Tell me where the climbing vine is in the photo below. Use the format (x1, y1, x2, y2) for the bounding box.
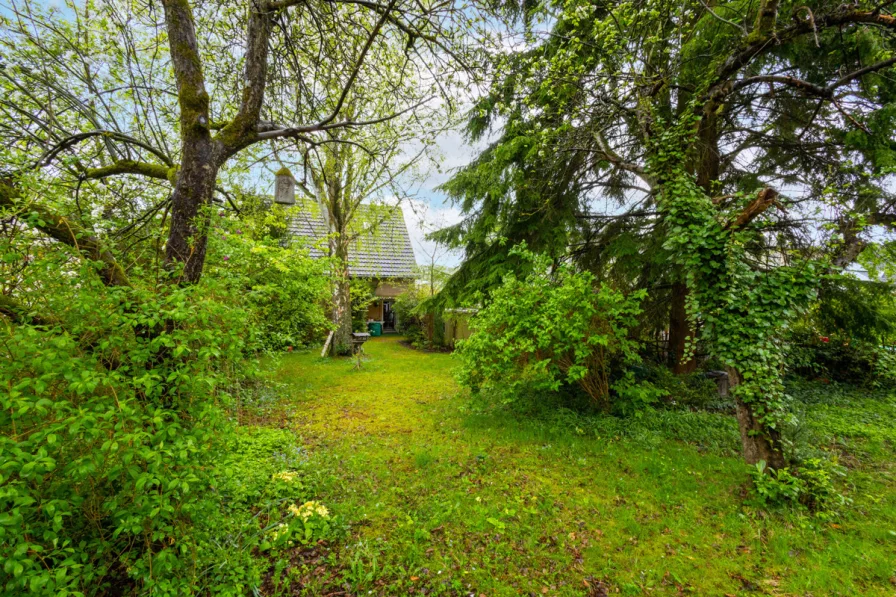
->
(650, 122, 819, 466)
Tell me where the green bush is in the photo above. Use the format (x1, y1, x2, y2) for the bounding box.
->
(456, 247, 650, 410)
(787, 331, 896, 387)
(786, 276, 896, 386)
(0, 273, 257, 595)
(748, 458, 849, 515)
(210, 208, 332, 350)
(351, 279, 377, 334)
(0, 203, 333, 595)
(393, 287, 427, 346)
(393, 286, 448, 349)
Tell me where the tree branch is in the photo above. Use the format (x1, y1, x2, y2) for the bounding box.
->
(0, 179, 130, 287)
(725, 187, 781, 231)
(161, 0, 211, 134)
(255, 96, 431, 140)
(37, 130, 174, 169)
(708, 9, 896, 101)
(215, 0, 274, 153)
(0, 294, 59, 327)
(729, 56, 896, 97)
(592, 130, 655, 189)
(83, 160, 171, 181)
(698, 0, 746, 33)
(315, 0, 398, 129)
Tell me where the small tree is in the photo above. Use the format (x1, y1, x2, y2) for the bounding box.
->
(457, 249, 646, 409)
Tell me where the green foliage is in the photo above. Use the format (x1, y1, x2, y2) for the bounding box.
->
(787, 331, 896, 387)
(0, 198, 338, 595)
(748, 458, 849, 515)
(393, 285, 447, 349)
(393, 286, 428, 346)
(0, 267, 257, 595)
(813, 277, 896, 344)
(350, 279, 376, 333)
(207, 207, 332, 350)
(786, 275, 896, 386)
(643, 364, 724, 411)
(457, 246, 649, 410)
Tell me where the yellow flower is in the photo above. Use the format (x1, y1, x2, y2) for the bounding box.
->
(272, 471, 299, 483)
(288, 500, 330, 520)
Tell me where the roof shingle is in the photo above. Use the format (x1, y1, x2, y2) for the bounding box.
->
(286, 200, 417, 279)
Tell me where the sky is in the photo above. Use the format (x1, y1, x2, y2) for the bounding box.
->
(396, 128, 481, 270)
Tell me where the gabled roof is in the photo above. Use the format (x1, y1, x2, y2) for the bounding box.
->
(286, 199, 417, 279)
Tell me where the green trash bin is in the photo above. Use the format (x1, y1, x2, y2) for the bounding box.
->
(367, 321, 382, 337)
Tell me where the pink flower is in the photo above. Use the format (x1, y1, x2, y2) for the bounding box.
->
(235, 229, 242, 235)
(218, 210, 225, 217)
(820, 336, 829, 343)
(223, 255, 230, 262)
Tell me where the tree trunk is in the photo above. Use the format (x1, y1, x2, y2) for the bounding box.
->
(331, 240, 353, 356)
(727, 366, 787, 469)
(161, 0, 217, 284)
(668, 281, 697, 374)
(165, 147, 218, 283)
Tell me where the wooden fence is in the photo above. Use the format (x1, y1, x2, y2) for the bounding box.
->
(443, 309, 476, 347)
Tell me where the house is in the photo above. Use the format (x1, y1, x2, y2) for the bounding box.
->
(272, 168, 416, 332)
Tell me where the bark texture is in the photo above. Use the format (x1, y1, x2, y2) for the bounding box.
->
(162, 0, 217, 283)
(727, 366, 787, 469)
(331, 244, 354, 356)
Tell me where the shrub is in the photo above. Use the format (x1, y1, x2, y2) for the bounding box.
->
(0, 273, 259, 595)
(456, 248, 649, 410)
(393, 286, 448, 349)
(209, 208, 332, 350)
(0, 203, 327, 595)
(393, 288, 426, 345)
(786, 276, 896, 386)
(787, 331, 896, 387)
(350, 279, 376, 333)
(748, 458, 849, 515)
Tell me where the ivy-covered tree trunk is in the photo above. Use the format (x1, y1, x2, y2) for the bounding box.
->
(727, 367, 787, 469)
(668, 282, 696, 374)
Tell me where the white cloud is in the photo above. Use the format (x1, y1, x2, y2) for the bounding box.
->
(399, 199, 464, 268)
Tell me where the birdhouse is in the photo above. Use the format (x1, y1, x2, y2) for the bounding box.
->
(274, 167, 295, 205)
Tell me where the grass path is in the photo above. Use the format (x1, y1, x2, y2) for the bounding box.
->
(270, 336, 895, 596)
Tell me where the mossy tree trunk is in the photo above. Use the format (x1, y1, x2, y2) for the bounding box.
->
(332, 240, 354, 356)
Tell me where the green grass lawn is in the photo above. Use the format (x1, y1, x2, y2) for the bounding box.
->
(248, 336, 896, 596)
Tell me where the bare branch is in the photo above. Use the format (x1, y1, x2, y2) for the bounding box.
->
(698, 0, 746, 33)
(37, 130, 174, 169)
(255, 96, 432, 140)
(725, 187, 782, 231)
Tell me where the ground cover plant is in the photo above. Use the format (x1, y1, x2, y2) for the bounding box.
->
(257, 337, 896, 596)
